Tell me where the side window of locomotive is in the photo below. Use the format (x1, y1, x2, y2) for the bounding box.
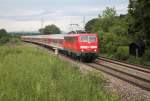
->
(89, 36, 96, 42)
(71, 37, 76, 42)
(64, 37, 69, 41)
(65, 37, 76, 43)
(80, 36, 88, 42)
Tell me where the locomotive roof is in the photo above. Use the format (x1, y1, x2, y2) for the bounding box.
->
(65, 33, 97, 37)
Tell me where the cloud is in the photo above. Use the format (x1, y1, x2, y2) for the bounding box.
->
(0, 4, 127, 21)
(0, 0, 128, 31)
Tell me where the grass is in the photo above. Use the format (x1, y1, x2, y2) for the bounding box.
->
(0, 44, 119, 101)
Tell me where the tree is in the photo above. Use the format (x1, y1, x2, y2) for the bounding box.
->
(96, 7, 117, 32)
(40, 24, 61, 34)
(109, 15, 128, 35)
(0, 29, 7, 34)
(0, 29, 10, 44)
(38, 28, 44, 34)
(102, 7, 117, 18)
(0, 29, 9, 38)
(85, 18, 99, 32)
(128, 0, 150, 49)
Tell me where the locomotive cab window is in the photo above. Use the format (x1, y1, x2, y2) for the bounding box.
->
(80, 36, 88, 42)
(89, 36, 96, 42)
(80, 36, 96, 42)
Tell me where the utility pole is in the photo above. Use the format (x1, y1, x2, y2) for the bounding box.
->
(41, 18, 44, 29)
(83, 16, 85, 30)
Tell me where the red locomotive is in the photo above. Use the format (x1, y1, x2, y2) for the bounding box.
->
(21, 31, 99, 62)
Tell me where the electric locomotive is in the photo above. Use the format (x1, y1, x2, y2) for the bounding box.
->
(64, 31, 98, 61)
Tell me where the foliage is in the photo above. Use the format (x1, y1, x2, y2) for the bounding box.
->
(85, 7, 132, 60)
(99, 17, 114, 32)
(0, 36, 10, 44)
(39, 24, 61, 34)
(127, 56, 143, 65)
(0, 29, 21, 45)
(115, 46, 129, 60)
(0, 45, 119, 101)
(102, 7, 117, 18)
(0, 29, 7, 34)
(85, 18, 99, 32)
(99, 7, 117, 32)
(109, 15, 128, 35)
(84, 4, 150, 67)
(86, 7, 128, 35)
(104, 33, 118, 53)
(142, 50, 150, 61)
(98, 32, 131, 54)
(128, 0, 150, 49)
(0, 29, 10, 45)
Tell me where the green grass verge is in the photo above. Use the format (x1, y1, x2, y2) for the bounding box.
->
(0, 44, 119, 101)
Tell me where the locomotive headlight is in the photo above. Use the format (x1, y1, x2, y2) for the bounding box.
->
(80, 46, 88, 49)
(94, 49, 96, 52)
(91, 46, 97, 48)
(81, 49, 84, 52)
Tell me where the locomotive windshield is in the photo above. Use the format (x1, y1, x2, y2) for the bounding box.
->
(80, 36, 96, 42)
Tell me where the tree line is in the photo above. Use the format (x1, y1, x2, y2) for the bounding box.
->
(39, 24, 61, 34)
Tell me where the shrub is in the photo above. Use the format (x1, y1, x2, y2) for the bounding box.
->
(0, 36, 10, 44)
(9, 37, 21, 44)
(115, 46, 129, 60)
(142, 50, 150, 61)
(103, 33, 118, 53)
(128, 56, 143, 64)
(105, 42, 117, 53)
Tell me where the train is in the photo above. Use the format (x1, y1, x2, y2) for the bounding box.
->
(21, 31, 99, 62)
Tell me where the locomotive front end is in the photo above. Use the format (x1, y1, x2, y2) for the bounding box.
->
(79, 34, 98, 53)
(78, 34, 99, 61)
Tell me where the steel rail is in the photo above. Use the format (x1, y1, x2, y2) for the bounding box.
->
(87, 63, 150, 91)
(98, 57, 150, 74)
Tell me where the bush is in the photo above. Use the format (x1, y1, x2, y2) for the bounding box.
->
(0, 29, 11, 45)
(142, 50, 150, 61)
(103, 33, 118, 53)
(105, 42, 117, 53)
(128, 56, 143, 64)
(115, 46, 129, 60)
(9, 37, 21, 44)
(0, 36, 10, 44)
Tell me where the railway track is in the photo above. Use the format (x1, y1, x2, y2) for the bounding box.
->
(86, 57, 150, 91)
(25, 42, 150, 91)
(98, 56, 150, 73)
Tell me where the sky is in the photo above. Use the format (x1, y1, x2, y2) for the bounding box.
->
(0, 0, 129, 32)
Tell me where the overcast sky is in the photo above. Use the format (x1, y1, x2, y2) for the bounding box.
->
(0, 0, 129, 32)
